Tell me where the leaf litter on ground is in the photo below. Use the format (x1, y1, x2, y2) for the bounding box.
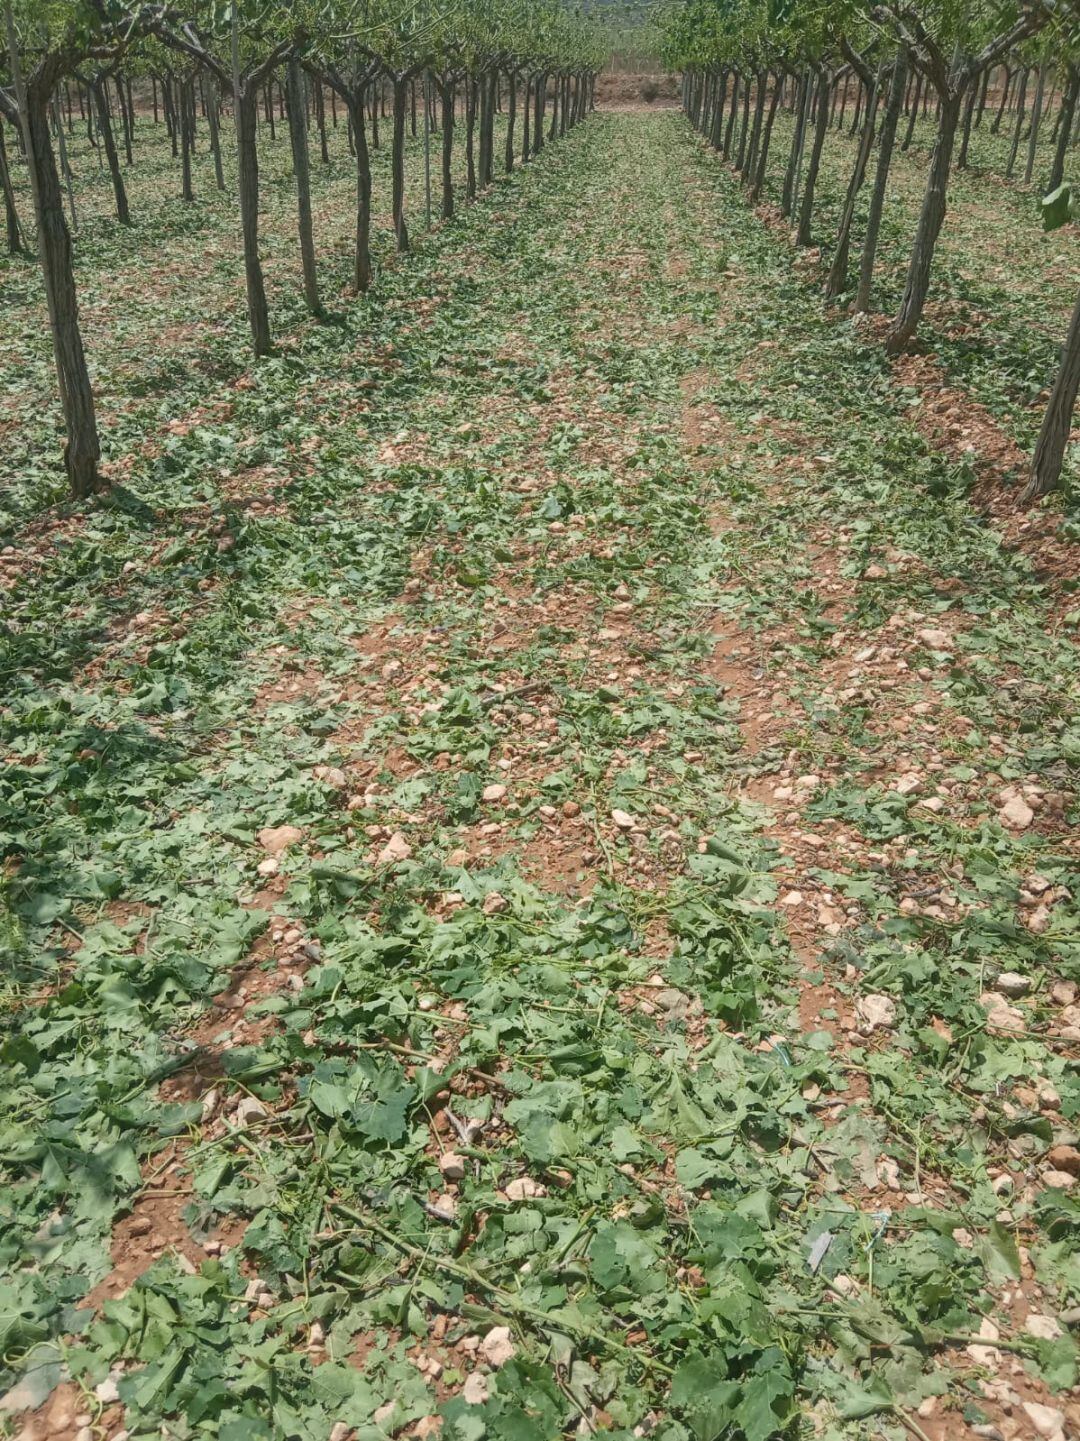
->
(0, 109, 1079, 1441)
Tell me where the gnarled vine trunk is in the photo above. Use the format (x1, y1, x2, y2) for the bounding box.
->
(1023, 62, 1046, 185)
(825, 68, 880, 299)
(1025, 287, 1080, 502)
(93, 77, 129, 222)
(392, 75, 409, 250)
(742, 70, 767, 180)
(234, 88, 272, 355)
(178, 77, 194, 203)
(24, 86, 102, 496)
(1048, 63, 1079, 193)
(206, 79, 225, 190)
(856, 53, 906, 314)
(439, 79, 454, 219)
(1006, 68, 1028, 178)
(723, 71, 740, 159)
(466, 73, 477, 195)
(749, 73, 782, 201)
(286, 57, 320, 315)
(505, 71, 516, 173)
(795, 68, 830, 246)
(348, 90, 372, 291)
(886, 89, 962, 354)
(0, 117, 24, 253)
(477, 68, 491, 187)
(781, 72, 808, 216)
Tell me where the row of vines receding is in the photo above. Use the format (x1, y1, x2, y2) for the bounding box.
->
(661, 0, 1080, 503)
(0, 0, 606, 501)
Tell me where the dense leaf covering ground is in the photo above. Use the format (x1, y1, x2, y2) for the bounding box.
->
(2, 108, 1080, 1441)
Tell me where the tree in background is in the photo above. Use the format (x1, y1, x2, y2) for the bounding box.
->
(1026, 180, 1080, 500)
(145, 0, 300, 356)
(0, 0, 131, 498)
(873, 0, 1044, 353)
(1, 0, 602, 498)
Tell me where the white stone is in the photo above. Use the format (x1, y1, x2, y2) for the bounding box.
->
(979, 993, 1026, 1034)
(1000, 796, 1034, 830)
(1023, 1313, 1063, 1340)
(856, 994, 897, 1032)
(611, 808, 635, 830)
(479, 1326, 516, 1368)
(877, 1157, 902, 1191)
(482, 784, 507, 802)
(378, 833, 412, 864)
(505, 1176, 547, 1201)
(235, 1096, 267, 1127)
(439, 1152, 466, 1181)
(1021, 1402, 1066, 1439)
(257, 825, 303, 855)
(966, 1316, 1000, 1367)
(1042, 1169, 1077, 1190)
(995, 972, 1031, 998)
(462, 1372, 489, 1405)
(1027, 904, 1051, 934)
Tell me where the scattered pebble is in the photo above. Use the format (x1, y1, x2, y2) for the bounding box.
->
(1021, 1401, 1066, 1439)
(856, 994, 896, 1033)
(1000, 795, 1034, 830)
(378, 832, 412, 864)
(257, 825, 303, 856)
(235, 1096, 267, 1127)
(462, 1371, 489, 1404)
(505, 1176, 547, 1201)
(479, 1325, 516, 1368)
(995, 971, 1031, 998)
